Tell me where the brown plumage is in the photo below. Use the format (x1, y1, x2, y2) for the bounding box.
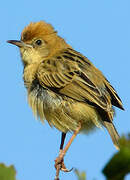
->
(7, 21, 124, 179)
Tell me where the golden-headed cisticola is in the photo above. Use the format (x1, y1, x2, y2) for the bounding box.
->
(7, 21, 124, 179)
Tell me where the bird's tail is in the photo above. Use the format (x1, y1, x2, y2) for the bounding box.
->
(103, 121, 120, 150)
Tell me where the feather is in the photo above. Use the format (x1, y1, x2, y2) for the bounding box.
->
(37, 48, 116, 112)
(103, 121, 120, 150)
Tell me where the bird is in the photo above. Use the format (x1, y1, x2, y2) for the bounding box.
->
(7, 21, 124, 180)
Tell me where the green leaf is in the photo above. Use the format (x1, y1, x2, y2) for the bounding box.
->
(75, 169, 86, 180)
(102, 134, 130, 180)
(0, 163, 16, 180)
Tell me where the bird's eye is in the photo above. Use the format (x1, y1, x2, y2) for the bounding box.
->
(35, 39, 42, 46)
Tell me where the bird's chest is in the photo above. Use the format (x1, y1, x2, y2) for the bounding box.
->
(23, 63, 39, 89)
(27, 79, 98, 133)
(27, 80, 82, 132)
(27, 80, 64, 123)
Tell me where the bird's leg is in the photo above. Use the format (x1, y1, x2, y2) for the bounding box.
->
(54, 124, 81, 180)
(60, 132, 66, 153)
(54, 132, 66, 180)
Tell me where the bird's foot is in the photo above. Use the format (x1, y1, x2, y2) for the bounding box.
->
(54, 154, 73, 180)
(55, 156, 73, 172)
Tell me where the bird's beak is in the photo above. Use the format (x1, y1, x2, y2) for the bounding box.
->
(7, 40, 32, 48)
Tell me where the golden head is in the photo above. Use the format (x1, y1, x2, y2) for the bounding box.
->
(7, 21, 68, 65)
(21, 21, 55, 42)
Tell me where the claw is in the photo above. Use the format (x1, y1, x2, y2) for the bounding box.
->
(54, 156, 73, 173)
(60, 161, 73, 172)
(54, 156, 63, 169)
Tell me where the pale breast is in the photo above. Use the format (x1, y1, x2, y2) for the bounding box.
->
(23, 63, 39, 88)
(27, 78, 101, 133)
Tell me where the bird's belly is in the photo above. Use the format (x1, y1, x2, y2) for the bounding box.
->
(28, 86, 102, 133)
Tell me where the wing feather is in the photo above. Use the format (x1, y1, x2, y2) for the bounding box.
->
(37, 48, 123, 111)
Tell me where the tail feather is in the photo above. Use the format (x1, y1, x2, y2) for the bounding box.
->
(104, 121, 120, 150)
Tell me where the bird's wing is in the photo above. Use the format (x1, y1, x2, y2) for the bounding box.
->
(103, 78, 124, 110)
(37, 48, 123, 111)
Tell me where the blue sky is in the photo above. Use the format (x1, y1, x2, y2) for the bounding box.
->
(1, 0, 130, 180)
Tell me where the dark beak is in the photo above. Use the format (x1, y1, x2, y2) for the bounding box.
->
(7, 40, 25, 47)
(7, 40, 32, 48)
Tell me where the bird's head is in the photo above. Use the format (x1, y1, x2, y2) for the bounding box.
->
(7, 21, 68, 65)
